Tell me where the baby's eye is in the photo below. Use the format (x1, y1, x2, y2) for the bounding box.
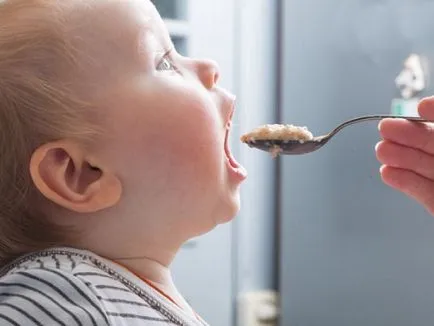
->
(157, 57, 177, 72)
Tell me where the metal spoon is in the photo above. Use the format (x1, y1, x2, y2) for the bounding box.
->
(242, 115, 431, 155)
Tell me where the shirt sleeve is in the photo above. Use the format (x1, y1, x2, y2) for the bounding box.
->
(0, 267, 111, 326)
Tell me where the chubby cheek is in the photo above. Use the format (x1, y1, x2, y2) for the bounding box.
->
(123, 103, 223, 200)
(157, 93, 223, 176)
(101, 81, 228, 222)
(154, 113, 223, 186)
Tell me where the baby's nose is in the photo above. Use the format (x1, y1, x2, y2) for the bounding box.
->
(196, 59, 220, 89)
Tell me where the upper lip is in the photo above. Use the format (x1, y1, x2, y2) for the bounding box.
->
(224, 97, 236, 129)
(223, 99, 235, 160)
(219, 90, 236, 153)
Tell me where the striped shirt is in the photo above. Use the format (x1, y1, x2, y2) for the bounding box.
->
(0, 247, 209, 326)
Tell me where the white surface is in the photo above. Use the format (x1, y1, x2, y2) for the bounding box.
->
(237, 290, 279, 326)
(391, 98, 420, 116)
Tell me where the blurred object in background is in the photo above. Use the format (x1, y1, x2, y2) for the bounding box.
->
(151, 0, 187, 20)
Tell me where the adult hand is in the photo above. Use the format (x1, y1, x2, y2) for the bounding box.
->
(376, 96, 434, 214)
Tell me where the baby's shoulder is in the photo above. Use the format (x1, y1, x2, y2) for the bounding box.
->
(0, 249, 112, 326)
(2, 247, 135, 300)
(0, 248, 178, 326)
(6, 248, 92, 273)
(5, 248, 113, 280)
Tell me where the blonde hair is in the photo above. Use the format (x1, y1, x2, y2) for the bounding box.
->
(0, 0, 100, 265)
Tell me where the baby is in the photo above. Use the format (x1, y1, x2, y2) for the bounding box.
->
(0, 0, 247, 325)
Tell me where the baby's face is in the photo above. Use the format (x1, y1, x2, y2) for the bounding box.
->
(81, 0, 247, 239)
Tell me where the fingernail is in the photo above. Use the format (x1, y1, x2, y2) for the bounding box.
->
(375, 142, 381, 151)
(421, 95, 434, 102)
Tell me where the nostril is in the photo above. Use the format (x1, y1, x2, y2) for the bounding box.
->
(214, 70, 220, 84)
(195, 59, 221, 89)
(206, 66, 219, 89)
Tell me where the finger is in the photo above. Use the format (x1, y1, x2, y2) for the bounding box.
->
(376, 141, 434, 180)
(378, 118, 434, 155)
(419, 96, 434, 120)
(380, 165, 434, 215)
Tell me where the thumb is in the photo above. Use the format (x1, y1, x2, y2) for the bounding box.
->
(418, 96, 434, 120)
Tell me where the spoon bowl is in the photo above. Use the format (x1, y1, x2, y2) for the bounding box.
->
(242, 115, 431, 156)
(245, 137, 327, 155)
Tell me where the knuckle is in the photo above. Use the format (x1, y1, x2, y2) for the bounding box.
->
(420, 123, 434, 154)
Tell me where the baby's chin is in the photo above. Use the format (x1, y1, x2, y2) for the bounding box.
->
(188, 191, 241, 238)
(215, 191, 241, 225)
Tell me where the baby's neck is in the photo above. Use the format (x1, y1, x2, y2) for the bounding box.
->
(115, 256, 195, 316)
(116, 255, 170, 279)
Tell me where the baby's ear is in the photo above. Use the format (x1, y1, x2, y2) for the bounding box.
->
(29, 140, 122, 213)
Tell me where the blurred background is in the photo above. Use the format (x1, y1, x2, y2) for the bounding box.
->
(152, 1, 434, 326)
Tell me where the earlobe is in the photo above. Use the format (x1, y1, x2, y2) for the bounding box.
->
(29, 140, 122, 213)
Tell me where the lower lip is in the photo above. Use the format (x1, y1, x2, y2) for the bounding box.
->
(225, 154, 247, 180)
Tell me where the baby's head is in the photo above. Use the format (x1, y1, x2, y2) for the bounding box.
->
(0, 0, 247, 264)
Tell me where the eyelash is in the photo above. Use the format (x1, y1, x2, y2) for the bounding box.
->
(157, 56, 177, 72)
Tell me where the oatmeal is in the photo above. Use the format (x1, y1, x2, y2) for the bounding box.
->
(240, 124, 314, 143)
(269, 145, 283, 158)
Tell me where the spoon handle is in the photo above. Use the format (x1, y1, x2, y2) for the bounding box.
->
(329, 115, 432, 138)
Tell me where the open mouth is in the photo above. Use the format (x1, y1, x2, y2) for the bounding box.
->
(224, 124, 240, 169)
(223, 114, 247, 179)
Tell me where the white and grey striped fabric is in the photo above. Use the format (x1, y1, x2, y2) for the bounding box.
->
(0, 247, 209, 326)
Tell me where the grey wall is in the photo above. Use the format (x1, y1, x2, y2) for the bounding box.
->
(279, 1, 434, 326)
